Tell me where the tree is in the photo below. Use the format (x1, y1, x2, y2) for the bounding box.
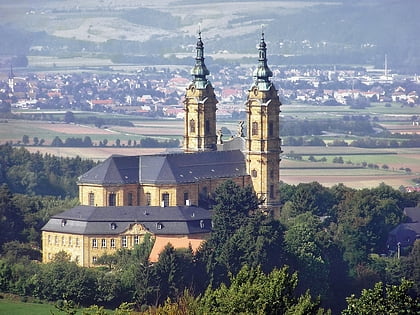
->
(83, 136, 93, 147)
(210, 180, 261, 243)
(0, 185, 23, 246)
(51, 136, 63, 147)
(342, 279, 419, 315)
(284, 212, 330, 298)
(22, 135, 29, 145)
(199, 265, 329, 315)
(64, 111, 75, 124)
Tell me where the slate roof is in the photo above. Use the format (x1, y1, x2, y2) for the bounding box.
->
(78, 150, 246, 185)
(388, 207, 420, 249)
(42, 205, 212, 236)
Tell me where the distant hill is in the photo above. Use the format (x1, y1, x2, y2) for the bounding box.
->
(1, 0, 419, 71)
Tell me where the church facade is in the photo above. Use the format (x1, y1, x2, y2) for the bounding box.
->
(41, 32, 282, 267)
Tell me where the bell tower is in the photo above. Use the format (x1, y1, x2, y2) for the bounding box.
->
(183, 31, 218, 152)
(245, 31, 282, 211)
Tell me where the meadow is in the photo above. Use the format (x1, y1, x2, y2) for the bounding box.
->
(0, 298, 59, 315)
(3, 101, 420, 189)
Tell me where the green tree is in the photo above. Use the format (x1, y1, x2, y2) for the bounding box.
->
(51, 136, 63, 147)
(22, 135, 29, 145)
(211, 180, 261, 243)
(0, 185, 23, 246)
(199, 265, 329, 315)
(342, 279, 419, 315)
(64, 111, 75, 124)
(284, 212, 330, 297)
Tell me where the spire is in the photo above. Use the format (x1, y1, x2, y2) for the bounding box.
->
(252, 30, 273, 86)
(190, 29, 210, 88)
(9, 64, 14, 79)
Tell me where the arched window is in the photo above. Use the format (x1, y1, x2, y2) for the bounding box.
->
(252, 122, 258, 136)
(190, 119, 195, 133)
(251, 169, 257, 178)
(269, 121, 274, 136)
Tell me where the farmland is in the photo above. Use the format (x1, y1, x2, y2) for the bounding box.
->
(2, 111, 420, 189)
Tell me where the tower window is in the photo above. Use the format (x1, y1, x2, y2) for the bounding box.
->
(162, 193, 170, 207)
(190, 119, 196, 133)
(88, 192, 94, 206)
(127, 192, 133, 206)
(270, 170, 274, 179)
(108, 193, 116, 206)
(269, 122, 274, 136)
(205, 120, 210, 133)
(270, 185, 275, 199)
(252, 169, 257, 177)
(146, 192, 151, 206)
(252, 122, 258, 136)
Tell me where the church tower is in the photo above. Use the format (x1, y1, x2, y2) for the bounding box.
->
(183, 31, 218, 152)
(245, 32, 282, 211)
(8, 65, 14, 93)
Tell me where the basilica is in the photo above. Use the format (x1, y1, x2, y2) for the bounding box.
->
(42, 32, 282, 267)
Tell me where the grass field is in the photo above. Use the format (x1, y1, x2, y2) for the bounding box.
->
(2, 114, 420, 189)
(0, 299, 57, 315)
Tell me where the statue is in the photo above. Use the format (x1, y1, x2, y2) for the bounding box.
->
(217, 129, 223, 144)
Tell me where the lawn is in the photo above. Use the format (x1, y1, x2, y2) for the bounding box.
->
(0, 299, 57, 315)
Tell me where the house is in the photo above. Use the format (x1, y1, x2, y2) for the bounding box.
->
(42, 205, 212, 266)
(388, 207, 420, 252)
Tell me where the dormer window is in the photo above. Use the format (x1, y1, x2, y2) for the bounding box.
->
(109, 193, 116, 206)
(156, 222, 163, 230)
(200, 220, 205, 229)
(110, 222, 117, 230)
(61, 219, 67, 227)
(88, 192, 94, 206)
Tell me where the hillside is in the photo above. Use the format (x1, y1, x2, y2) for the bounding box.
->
(1, 0, 419, 71)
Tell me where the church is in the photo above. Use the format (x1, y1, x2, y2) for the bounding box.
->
(41, 31, 282, 267)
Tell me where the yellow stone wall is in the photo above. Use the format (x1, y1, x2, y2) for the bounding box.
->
(42, 224, 155, 267)
(183, 83, 218, 152)
(245, 85, 281, 209)
(79, 184, 139, 207)
(42, 231, 85, 264)
(78, 176, 251, 208)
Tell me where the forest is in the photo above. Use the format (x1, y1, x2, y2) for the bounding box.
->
(0, 145, 419, 314)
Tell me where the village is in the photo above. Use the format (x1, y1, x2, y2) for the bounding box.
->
(1, 63, 419, 119)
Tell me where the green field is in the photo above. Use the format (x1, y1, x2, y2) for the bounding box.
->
(0, 299, 57, 315)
